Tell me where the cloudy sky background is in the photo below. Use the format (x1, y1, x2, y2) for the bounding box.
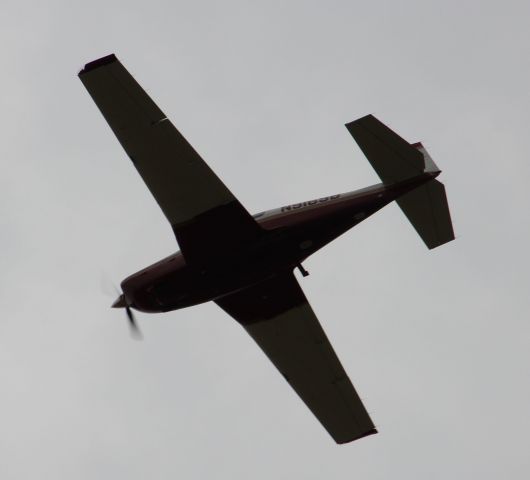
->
(1, 0, 529, 478)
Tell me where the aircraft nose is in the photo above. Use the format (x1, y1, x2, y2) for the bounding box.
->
(111, 294, 127, 308)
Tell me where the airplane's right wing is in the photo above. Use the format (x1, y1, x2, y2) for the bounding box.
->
(216, 272, 377, 444)
(79, 54, 262, 264)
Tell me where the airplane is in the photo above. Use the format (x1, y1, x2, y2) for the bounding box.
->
(79, 54, 455, 444)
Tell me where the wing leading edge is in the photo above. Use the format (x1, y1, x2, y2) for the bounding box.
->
(79, 54, 262, 263)
(216, 273, 377, 444)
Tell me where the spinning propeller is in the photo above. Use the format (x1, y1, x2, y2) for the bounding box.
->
(111, 292, 143, 340)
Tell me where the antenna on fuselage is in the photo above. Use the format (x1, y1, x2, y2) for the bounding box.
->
(296, 263, 310, 277)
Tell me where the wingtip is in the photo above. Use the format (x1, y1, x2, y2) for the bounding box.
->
(78, 53, 117, 76)
(345, 114, 375, 129)
(336, 427, 378, 445)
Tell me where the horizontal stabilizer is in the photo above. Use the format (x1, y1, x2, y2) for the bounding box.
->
(396, 179, 455, 249)
(346, 115, 427, 184)
(346, 115, 454, 249)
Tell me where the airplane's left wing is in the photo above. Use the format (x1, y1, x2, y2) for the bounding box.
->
(79, 54, 262, 263)
(216, 272, 377, 444)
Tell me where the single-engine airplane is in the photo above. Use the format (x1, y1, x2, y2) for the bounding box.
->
(79, 54, 454, 444)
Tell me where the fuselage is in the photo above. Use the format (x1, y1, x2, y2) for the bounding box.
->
(121, 172, 438, 313)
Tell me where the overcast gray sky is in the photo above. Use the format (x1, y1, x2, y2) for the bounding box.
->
(1, 0, 529, 478)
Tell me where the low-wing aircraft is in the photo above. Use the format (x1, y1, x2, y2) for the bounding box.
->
(79, 54, 454, 444)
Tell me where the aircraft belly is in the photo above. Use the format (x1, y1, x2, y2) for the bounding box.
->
(273, 205, 386, 263)
(124, 181, 425, 314)
(258, 178, 435, 263)
(129, 260, 279, 313)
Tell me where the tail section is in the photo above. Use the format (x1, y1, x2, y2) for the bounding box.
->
(411, 142, 440, 174)
(395, 176, 455, 249)
(346, 115, 455, 249)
